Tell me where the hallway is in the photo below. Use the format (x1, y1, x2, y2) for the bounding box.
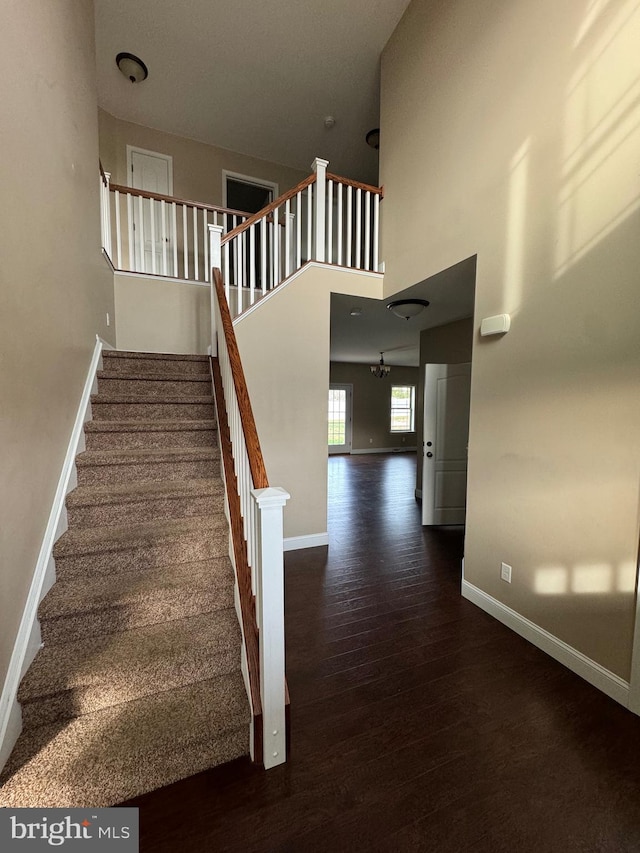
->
(127, 453, 640, 852)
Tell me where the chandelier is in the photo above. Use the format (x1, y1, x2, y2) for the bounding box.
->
(370, 352, 391, 379)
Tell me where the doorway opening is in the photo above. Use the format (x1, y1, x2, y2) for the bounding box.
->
(328, 384, 353, 455)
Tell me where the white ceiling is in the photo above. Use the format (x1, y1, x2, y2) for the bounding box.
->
(94, 0, 412, 184)
(330, 257, 477, 367)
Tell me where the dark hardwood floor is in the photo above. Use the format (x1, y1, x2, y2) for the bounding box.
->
(124, 453, 640, 852)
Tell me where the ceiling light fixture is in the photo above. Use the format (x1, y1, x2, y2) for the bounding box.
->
(366, 128, 380, 150)
(386, 298, 430, 320)
(116, 52, 148, 83)
(370, 352, 391, 379)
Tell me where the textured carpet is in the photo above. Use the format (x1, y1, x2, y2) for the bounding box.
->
(0, 351, 249, 808)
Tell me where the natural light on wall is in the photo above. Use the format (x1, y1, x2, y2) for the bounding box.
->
(534, 560, 637, 594)
(503, 138, 530, 313)
(555, 0, 640, 277)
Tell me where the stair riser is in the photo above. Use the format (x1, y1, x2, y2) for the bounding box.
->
(53, 530, 228, 582)
(102, 356, 209, 377)
(20, 648, 241, 728)
(67, 493, 223, 527)
(39, 584, 235, 644)
(92, 401, 215, 421)
(85, 428, 216, 451)
(77, 458, 218, 486)
(97, 377, 212, 397)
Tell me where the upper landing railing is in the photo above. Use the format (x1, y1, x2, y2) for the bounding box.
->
(219, 158, 383, 317)
(99, 166, 250, 282)
(100, 158, 384, 318)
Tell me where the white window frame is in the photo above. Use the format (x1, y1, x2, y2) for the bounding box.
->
(222, 170, 279, 210)
(390, 385, 416, 433)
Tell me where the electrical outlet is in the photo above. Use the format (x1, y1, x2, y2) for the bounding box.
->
(369, 438, 373, 444)
(501, 562, 512, 583)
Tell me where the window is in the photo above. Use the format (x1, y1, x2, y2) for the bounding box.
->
(390, 385, 415, 432)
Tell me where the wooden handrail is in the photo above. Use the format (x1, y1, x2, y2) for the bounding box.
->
(213, 268, 269, 490)
(326, 172, 384, 197)
(109, 182, 251, 219)
(222, 172, 317, 245)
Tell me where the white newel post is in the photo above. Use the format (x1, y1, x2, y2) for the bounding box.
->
(251, 485, 290, 769)
(208, 224, 223, 356)
(101, 171, 112, 258)
(311, 157, 329, 262)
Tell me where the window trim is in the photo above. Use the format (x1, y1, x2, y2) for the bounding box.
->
(390, 384, 416, 433)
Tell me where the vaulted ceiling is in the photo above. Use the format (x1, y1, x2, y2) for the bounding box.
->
(94, 0, 412, 185)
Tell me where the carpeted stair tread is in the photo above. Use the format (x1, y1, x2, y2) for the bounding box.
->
(91, 393, 214, 404)
(75, 446, 218, 468)
(53, 515, 225, 558)
(98, 369, 211, 384)
(84, 418, 216, 433)
(38, 558, 235, 642)
(19, 610, 242, 724)
(0, 673, 249, 808)
(103, 350, 209, 363)
(66, 478, 222, 507)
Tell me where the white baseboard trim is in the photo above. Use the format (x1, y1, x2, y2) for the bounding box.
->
(0, 335, 104, 773)
(461, 579, 630, 708)
(350, 447, 417, 455)
(284, 532, 329, 551)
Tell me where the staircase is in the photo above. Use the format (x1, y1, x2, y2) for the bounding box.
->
(0, 350, 249, 808)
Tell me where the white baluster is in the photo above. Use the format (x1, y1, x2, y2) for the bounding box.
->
(355, 188, 362, 269)
(364, 190, 371, 271)
(285, 199, 291, 279)
(115, 190, 122, 269)
(337, 182, 343, 266)
(306, 184, 313, 261)
(311, 158, 328, 262)
(172, 203, 178, 277)
(346, 185, 353, 267)
(183, 205, 189, 279)
(149, 197, 157, 274)
(127, 193, 134, 271)
(193, 207, 199, 280)
(327, 179, 334, 264)
(224, 241, 230, 304)
(295, 191, 302, 270)
(203, 209, 209, 283)
(161, 199, 167, 275)
(137, 195, 144, 272)
(249, 224, 256, 305)
(261, 216, 267, 292)
(252, 486, 290, 770)
(273, 206, 279, 287)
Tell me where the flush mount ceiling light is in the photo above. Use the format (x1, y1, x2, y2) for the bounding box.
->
(387, 298, 430, 320)
(370, 352, 391, 379)
(366, 128, 380, 150)
(324, 116, 336, 129)
(116, 52, 148, 83)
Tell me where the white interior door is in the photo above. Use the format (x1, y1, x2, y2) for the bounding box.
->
(129, 148, 173, 273)
(422, 363, 471, 525)
(328, 384, 353, 455)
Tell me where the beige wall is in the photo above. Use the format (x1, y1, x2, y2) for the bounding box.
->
(329, 362, 419, 451)
(235, 266, 383, 540)
(0, 2, 114, 691)
(381, 0, 640, 679)
(115, 274, 210, 354)
(415, 318, 474, 491)
(98, 110, 308, 208)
